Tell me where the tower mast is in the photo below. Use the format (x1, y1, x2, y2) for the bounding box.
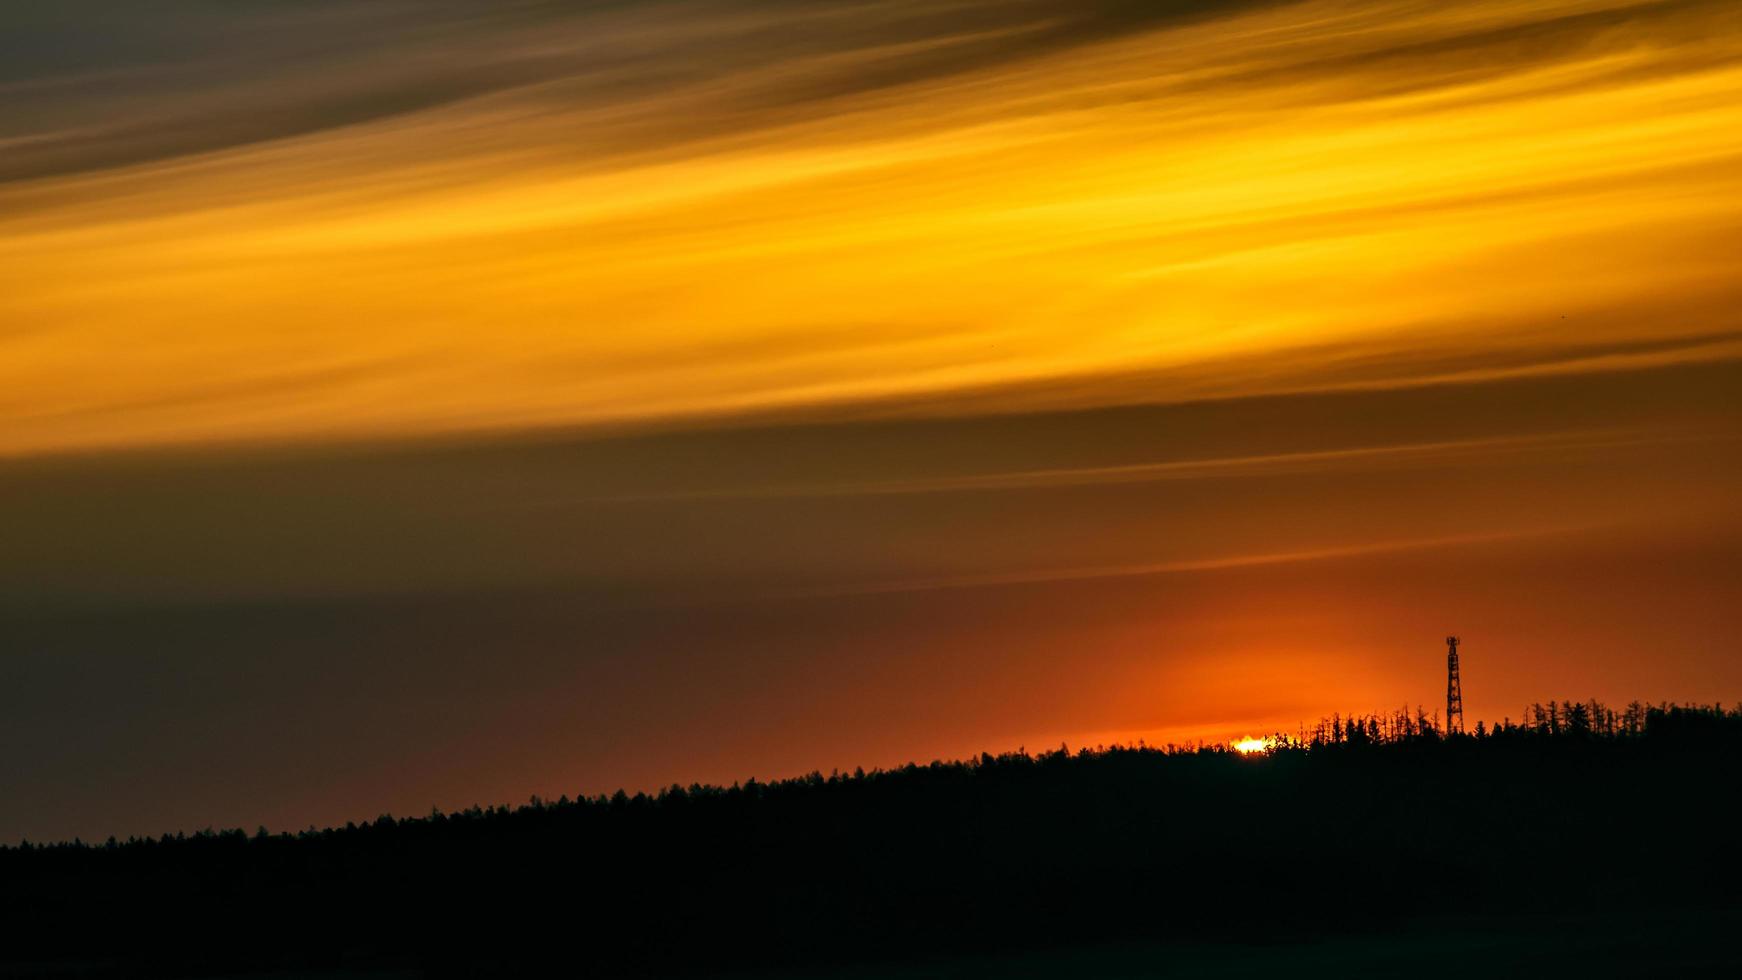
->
(1445, 635, 1464, 735)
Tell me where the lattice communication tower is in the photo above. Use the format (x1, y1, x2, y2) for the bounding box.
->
(1445, 635, 1464, 735)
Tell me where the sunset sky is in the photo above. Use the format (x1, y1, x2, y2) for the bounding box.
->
(3, 0, 1740, 842)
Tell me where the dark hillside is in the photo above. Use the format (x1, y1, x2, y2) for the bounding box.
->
(3, 703, 1740, 977)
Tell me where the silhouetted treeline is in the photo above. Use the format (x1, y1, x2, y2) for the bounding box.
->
(1286, 698, 1717, 746)
(3, 701, 1740, 977)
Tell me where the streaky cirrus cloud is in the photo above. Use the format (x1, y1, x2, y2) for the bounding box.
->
(2, 0, 1741, 456)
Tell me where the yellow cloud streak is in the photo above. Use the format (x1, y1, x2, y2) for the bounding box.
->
(3, 0, 1740, 456)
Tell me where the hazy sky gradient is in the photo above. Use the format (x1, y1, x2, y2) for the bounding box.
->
(2, 0, 1739, 841)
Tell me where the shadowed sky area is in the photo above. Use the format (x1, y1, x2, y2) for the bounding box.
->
(2, 0, 1741, 841)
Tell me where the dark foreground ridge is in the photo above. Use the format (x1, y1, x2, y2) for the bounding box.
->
(5, 702, 1741, 978)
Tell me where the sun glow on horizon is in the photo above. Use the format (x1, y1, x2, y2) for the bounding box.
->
(1233, 737, 1270, 755)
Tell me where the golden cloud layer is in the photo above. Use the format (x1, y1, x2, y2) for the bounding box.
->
(2, 0, 1740, 456)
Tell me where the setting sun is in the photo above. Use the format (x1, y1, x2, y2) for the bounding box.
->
(1233, 738, 1269, 755)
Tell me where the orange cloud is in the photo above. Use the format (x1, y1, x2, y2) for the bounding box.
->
(2, 0, 1740, 456)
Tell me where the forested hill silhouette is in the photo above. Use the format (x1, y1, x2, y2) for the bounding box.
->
(5, 701, 1741, 977)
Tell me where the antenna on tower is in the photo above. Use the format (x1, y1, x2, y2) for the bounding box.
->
(1445, 636, 1464, 735)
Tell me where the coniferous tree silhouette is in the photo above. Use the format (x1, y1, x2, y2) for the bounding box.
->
(1, 700, 1739, 976)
